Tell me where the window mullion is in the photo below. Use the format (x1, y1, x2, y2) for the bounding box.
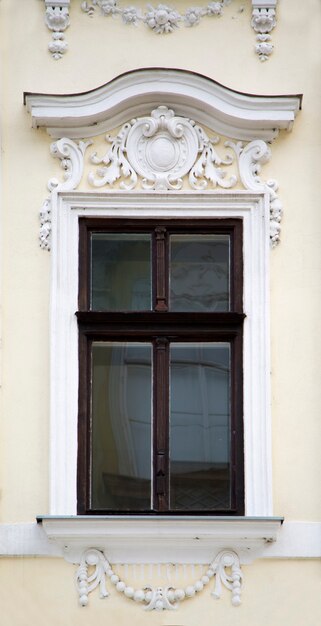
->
(154, 227, 168, 311)
(153, 337, 170, 511)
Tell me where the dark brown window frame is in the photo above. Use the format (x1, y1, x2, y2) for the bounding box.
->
(77, 218, 244, 516)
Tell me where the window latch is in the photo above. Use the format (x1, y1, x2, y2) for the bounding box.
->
(156, 453, 167, 496)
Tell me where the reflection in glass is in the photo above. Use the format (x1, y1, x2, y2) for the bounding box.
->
(92, 342, 152, 510)
(170, 235, 230, 311)
(170, 343, 231, 510)
(91, 234, 151, 310)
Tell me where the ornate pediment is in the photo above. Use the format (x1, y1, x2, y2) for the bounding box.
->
(25, 68, 301, 251)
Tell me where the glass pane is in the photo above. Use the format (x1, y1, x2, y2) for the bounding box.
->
(91, 234, 151, 310)
(170, 235, 230, 311)
(170, 343, 231, 510)
(91, 342, 152, 511)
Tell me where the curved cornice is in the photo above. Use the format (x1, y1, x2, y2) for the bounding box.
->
(24, 68, 302, 141)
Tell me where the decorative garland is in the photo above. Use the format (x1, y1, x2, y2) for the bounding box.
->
(81, 0, 234, 33)
(76, 549, 243, 609)
(44, 2, 277, 60)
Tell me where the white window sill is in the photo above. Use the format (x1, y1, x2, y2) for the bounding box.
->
(37, 515, 283, 564)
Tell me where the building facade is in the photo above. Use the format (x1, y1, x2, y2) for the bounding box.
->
(0, 1, 320, 624)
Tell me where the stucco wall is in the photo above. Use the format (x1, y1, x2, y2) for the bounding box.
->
(0, 0, 320, 623)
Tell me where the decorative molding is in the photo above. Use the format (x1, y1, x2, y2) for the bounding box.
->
(24, 68, 301, 142)
(42, 2, 280, 60)
(80, 0, 277, 61)
(227, 139, 283, 246)
(251, 1, 277, 61)
(87, 106, 237, 192)
(75, 548, 242, 608)
(48, 137, 91, 193)
(39, 138, 91, 249)
(26, 68, 301, 246)
(1, 521, 320, 559)
(80, 0, 232, 34)
(44, 1, 71, 60)
(43, 108, 282, 245)
(46, 192, 272, 516)
(39, 198, 52, 250)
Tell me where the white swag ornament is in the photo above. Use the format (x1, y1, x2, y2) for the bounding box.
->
(81, 0, 232, 34)
(40, 106, 283, 250)
(44, 2, 278, 60)
(76, 549, 243, 609)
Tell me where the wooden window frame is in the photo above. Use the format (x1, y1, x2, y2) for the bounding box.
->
(77, 218, 244, 516)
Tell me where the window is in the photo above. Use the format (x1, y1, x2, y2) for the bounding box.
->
(77, 218, 244, 515)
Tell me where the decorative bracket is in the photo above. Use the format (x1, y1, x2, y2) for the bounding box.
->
(75, 548, 242, 609)
(40, 138, 91, 249)
(251, 0, 277, 61)
(44, 0, 71, 59)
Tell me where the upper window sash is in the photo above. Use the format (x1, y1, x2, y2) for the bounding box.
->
(78, 219, 243, 314)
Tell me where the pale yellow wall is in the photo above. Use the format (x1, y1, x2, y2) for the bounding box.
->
(0, 558, 320, 626)
(0, 1, 320, 624)
(0, 0, 320, 533)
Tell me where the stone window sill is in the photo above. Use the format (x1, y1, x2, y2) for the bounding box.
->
(37, 515, 283, 564)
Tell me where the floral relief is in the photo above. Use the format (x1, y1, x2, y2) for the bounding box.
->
(81, 0, 232, 34)
(251, 6, 277, 61)
(44, 4, 70, 59)
(44, 2, 278, 59)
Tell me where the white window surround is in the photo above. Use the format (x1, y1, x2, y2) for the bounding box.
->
(23, 69, 303, 569)
(50, 190, 271, 519)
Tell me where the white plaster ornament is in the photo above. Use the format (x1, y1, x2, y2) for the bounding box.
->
(40, 107, 283, 249)
(40, 137, 91, 250)
(76, 549, 242, 609)
(251, 2, 277, 60)
(81, 1, 232, 35)
(44, 1, 71, 59)
(43, 1, 278, 60)
(88, 106, 237, 191)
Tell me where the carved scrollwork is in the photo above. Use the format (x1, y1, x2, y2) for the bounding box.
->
(88, 106, 237, 191)
(39, 138, 91, 250)
(211, 550, 242, 606)
(190, 125, 236, 190)
(227, 138, 283, 246)
(89, 122, 137, 190)
(75, 549, 243, 609)
(76, 549, 109, 607)
(41, 110, 284, 250)
(48, 137, 91, 192)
